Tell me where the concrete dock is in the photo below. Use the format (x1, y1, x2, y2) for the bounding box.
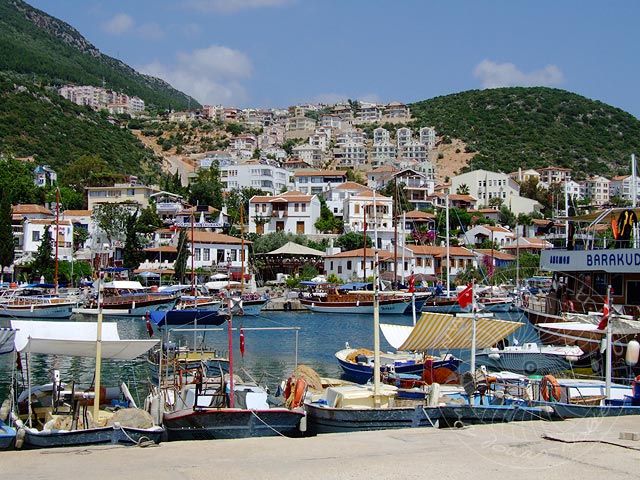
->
(3, 416, 640, 479)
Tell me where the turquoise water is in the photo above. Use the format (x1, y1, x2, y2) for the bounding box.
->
(0, 309, 537, 403)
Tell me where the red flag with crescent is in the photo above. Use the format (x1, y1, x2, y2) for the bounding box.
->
(145, 312, 154, 338)
(457, 283, 474, 308)
(408, 274, 415, 293)
(239, 328, 245, 357)
(598, 295, 610, 330)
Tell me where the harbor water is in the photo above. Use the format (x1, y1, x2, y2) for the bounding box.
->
(0, 309, 538, 404)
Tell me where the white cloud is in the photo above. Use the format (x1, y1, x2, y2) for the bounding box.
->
(137, 23, 165, 40)
(473, 60, 565, 88)
(102, 13, 134, 35)
(138, 45, 253, 105)
(184, 0, 294, 13)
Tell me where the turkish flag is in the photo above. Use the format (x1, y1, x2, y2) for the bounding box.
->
(457, 284, 474, 308)
(597, 299, 610, 330)
(408, 274, 415, 293)
(239, 328, 245, 357)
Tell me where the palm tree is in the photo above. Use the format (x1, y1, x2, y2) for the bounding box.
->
(456, 183, 470, 195)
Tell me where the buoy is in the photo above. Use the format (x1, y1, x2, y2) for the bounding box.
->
(625, 339, 640, 366)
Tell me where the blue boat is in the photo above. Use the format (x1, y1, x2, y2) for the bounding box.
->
(149, 308, 228, 327)
(335, 347, 461, 384)
(0, 418, 16, 450)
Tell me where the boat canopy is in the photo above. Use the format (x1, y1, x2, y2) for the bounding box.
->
(0, 328, 15, 355)
(10, 320, 158, 360)
(381, 312, 523, 350)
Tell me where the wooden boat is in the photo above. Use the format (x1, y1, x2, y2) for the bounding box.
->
(531, 376, 640, 419)
(8, 319, 164, 449)
(421, 296, 471, 314)
(335, 346, 461, 384)
(304, 383, 440, 434)
(300, 292, 410, 315)
(154, 373, 306, 440)
(148, 308, 228, 327)
(475, 342, 584, 375)
(0, 284, 76, 319)
(0, 328, 17, 450)
(74, 280, 177, 316)
(0, 417, 16, 450)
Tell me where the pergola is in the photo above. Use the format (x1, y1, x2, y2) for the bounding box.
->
(258, 242, 326, 281)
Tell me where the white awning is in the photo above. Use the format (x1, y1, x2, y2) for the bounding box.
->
(11, 320, 158, 360)
(381, 312, 523, 350)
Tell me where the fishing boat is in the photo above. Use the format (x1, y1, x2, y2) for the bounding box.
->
(7, 319, 164, 449)
(335, 345, 461, 384)
(531, 376, 640, 419)
(147, 298, 306, 440)
(73, 280, 177, 316)
(0, 284, 76, 319)
(304, 252, 451, 435)
(475, 342, 584, 375)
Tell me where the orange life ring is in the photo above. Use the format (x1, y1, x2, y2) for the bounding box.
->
(540, 374, 562, 402)
(291, 377, 307, 409)
(563, 300, 575, 312)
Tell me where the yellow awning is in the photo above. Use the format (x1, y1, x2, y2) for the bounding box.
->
(381, 312, 523, 350)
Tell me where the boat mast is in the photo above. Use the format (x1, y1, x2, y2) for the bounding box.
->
(373, 184, 381, 406)
(54, 187, 60, 295)
(93, 272, 104, 421)
(393, 177, 398, 289)
(401, 211, 406, 285)
(363, 207, 367, 283)
(605, 284, 612, 399)
(240, 203, 245, 294)
(446, 191, 450, 296)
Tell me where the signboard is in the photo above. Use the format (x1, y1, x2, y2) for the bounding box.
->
(540, 248, 640, 273)
(174, 222, 229, 228)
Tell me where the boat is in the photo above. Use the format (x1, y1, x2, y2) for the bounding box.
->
(7, 319, 164, 449)
(73, 280, 177, 316)
(335, 345, 461, 384)
(303, 251, 452, 435)
(475, 342, 584, 375)
(148, 308, 229, 327)
(147, 296, 306, 440)
(0, 327, 17, 450)
(0, 284, 76, 319)
(523, 206, 640, 364)
(531, 376, 640, 419)
(300, 285, 410, 315)
(421, 295, 471, 314)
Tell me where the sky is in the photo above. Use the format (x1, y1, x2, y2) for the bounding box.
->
(25, 0, 640, 118)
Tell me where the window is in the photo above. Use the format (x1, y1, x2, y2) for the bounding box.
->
(338, 265, 343, 274)
(203, 249, 210, 261)
(194, 248, 201, 261)
(32, 231, 40, 242)
(301, 204, 306, 212)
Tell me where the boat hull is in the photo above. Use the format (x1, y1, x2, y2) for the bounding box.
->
(21, 425, 164, 449)
(300, 298, 409, 315)
(304, 403, 440, 435)
(74, 298, 177, 317)
(475, 352, 575, 375)
(162, 408, 305, 440)
(0, 420, 16, 450)
(535, 400, 640, 419)
(0, 303, 74, 319)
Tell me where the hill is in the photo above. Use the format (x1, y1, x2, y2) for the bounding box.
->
(0, 71, 158, 175)
(409, 87, 640, 179)
(0, 0, 198, 111)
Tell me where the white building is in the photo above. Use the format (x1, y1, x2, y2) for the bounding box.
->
(248, 191, 321, 235)
(406, 245, 477, 283)
(609, 175, 640, 203)
(582, 175, 610, 206)
(325, 181, 371, 217)
(451, 169, 542, 216)
(342, 190, 397, 249)
(419, 127, 436, 150)
(460, 225, 514, 248)
(294, 170, 347, 195)
(219, 159, 292, 195)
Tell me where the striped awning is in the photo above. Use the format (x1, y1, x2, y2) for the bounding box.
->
(381, 312, 523, 350)
(0, 328, 16, 355)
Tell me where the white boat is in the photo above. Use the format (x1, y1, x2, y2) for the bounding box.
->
(73, 280, 177, 316)
(475, 342, 584, 374)
(0, 284, 76, 319)
(7, 319, 163, 449)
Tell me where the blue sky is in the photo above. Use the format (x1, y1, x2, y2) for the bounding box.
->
(26, 0, 640, 118)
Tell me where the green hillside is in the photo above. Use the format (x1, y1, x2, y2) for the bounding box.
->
(0, 72, 156, 174)
(409, 87, 640, 179)
(0, 0, 198, 111)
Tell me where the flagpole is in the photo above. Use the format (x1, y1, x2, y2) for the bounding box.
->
(605, 284, 612, 399)
(470, 282, 477, 375)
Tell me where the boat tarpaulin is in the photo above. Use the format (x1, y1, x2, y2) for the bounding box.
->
(11, 320, 158, 360)
(381, 312, 523, 350)
(0, 328, 16, 355)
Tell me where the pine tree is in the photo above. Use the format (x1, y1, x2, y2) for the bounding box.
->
(122, 211, 145, 270)
(0, 190, 15, 283)
(32, 225, 54, 281)
(173, 228, 189, 284)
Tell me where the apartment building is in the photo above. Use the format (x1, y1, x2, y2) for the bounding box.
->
(582, 175, 610, 206)
(294, 170, 347, 195)
(248, 191, 321, 235)
(219, 159, 292, 195)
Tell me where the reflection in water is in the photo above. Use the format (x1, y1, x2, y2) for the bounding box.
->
(0, 310, 537, 402)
